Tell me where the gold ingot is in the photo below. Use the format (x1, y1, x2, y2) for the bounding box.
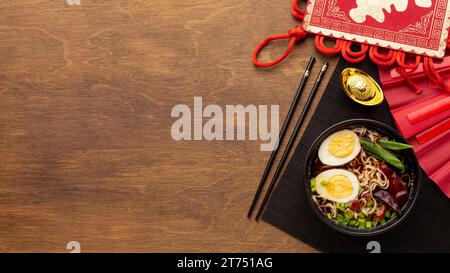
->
(341, 68, 384, 106)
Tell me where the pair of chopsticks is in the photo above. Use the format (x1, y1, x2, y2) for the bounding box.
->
(248, 58, 329, 220)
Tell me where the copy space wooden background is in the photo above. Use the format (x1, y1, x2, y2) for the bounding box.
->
(0, 0, 337, 252)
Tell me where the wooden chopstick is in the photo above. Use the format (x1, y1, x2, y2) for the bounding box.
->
(255, 61, 329, 221)
(247, 57, 316, 218)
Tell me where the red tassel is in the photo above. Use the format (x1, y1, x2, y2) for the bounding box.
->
(423, 57, 450, 92)
(396, 52, 421, 70)
(369, 46, 397, 66)
(315, 35, 342, 55)
(396, 67, 422, 94)
(341, 41, 368, 63)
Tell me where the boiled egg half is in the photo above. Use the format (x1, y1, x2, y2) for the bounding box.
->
(315, 169, 359, 203)
(318, 129, 361, 166)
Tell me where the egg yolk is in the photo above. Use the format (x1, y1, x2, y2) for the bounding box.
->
(327, 132, 355, 158)
(326, 175, 353, 199)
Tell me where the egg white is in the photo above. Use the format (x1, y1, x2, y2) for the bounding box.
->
(318, 129, 361, 166)
(315, 169, 359, 203)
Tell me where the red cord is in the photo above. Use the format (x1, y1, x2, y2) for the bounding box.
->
(423, 57, 438, 84)
(252, 25, 308, 67)
(396, 52, 421, 69)
(396, 67, 422, 94)
(423, 56, 450, 92)
(291, 0, 305, 20)
(315, 35, 343, 55)
(373, 47, 393, 61)
(341, 41, 368, 63)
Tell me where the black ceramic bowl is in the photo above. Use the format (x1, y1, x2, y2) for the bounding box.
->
(304, 119, 421, 236)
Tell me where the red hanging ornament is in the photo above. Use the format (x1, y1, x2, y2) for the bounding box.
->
(252, 0, 450, 92)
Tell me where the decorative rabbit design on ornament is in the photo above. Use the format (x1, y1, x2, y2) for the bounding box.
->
(350, 0, 432, 23)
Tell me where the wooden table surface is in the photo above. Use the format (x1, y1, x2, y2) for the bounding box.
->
(0, 0, 338, 252)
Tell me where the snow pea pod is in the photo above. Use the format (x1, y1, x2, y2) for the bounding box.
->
(360, 140, 405, 173)
(379, 140, 413, 151)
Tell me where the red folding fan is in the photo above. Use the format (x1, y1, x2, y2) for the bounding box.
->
(379, 57, 450, 198)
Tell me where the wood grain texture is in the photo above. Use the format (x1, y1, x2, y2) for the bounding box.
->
(0, 0, 337, 252)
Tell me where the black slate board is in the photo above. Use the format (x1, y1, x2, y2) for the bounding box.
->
(261, 57, 450, 253)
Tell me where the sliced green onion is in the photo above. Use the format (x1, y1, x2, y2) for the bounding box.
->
(385, 210, 391, 218)
(320, 179, 329, 186)
(338, 204, 346, 212)
(380, 219, 386, 225)
(366, 221, 372, 228)
(345, 211, 353, 220)
(311, 178, 316, 188)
